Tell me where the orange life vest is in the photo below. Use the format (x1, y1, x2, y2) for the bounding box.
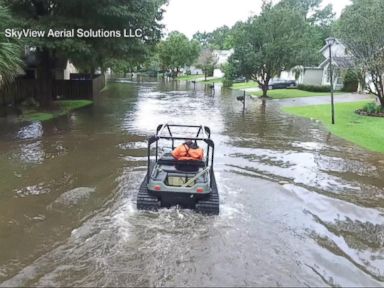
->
(171, 143, 204, 161)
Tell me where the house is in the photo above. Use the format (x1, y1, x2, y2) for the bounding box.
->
(212, 49, 234, 78)
(22, 47, 78, 80)
(280, 39, 355, 90)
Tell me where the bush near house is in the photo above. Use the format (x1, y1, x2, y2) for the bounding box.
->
(342, 69, 359, 92)
(297, 84, 331, 93)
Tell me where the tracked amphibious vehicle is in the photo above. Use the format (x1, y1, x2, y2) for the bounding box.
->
(137, 124, 219, 215)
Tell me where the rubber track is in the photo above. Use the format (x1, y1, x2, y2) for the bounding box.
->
(137, 176, 160, 211)
(195, 173, 220, 215)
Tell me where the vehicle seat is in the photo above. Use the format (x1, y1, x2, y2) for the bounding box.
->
(158, 152, 205, 171)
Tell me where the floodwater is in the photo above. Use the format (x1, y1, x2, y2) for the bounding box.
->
(0, 79, 383, 287)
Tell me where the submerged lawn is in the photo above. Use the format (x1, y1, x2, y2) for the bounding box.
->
(232, 81, 258, 90)
(283, 101, 384, 153)
(252, 89, 344, 99)
(198, 77, 223, 84)
(23, 100, 93, 122)
(177, 74, 204, 81)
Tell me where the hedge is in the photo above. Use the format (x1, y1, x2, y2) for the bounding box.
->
(297, 84, 331, 92)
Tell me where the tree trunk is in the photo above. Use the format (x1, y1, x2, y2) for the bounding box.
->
(262, 85, 268, 97)
(36, 49, 54, 108)
(204, 69, 207, 81)
(262, 77, 270, 97)
(378, 93, 384, 108)
(378, 74, 384, 108)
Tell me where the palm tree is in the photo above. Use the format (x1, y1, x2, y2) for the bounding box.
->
(0, 3, 23, 110)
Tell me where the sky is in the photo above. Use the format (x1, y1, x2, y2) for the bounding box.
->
(161, 0, 352, 39)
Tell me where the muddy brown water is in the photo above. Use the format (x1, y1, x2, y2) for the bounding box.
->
(0, 79, 383, 287)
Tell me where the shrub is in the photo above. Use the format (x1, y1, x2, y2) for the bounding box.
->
(362, 102, 380, 114)
(297, 84, 331, 92)
(342, 69, 358, 92)
(222, 79, 233, 88)
(206, 66, 214, 77)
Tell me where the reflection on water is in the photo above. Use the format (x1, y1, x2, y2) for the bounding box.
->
(0, 80, 384, 287)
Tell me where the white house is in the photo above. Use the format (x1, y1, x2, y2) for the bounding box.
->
(280, 39, 354, 90)
(212, 49, 234, 78)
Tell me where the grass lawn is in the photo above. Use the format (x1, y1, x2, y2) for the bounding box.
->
(23, 100, 93, 122)
(177, 74, 204, 81)
(251, 89, 344, 99)
(283, 100, 384, 153)
(232, 81, 258, 90)
(197, 77, 224, 84)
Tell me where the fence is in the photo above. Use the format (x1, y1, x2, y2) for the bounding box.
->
(0, 74, 105, 107)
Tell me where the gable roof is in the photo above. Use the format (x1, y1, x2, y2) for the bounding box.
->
(319, 56, 355, 69)
(319, 38, 344, 54)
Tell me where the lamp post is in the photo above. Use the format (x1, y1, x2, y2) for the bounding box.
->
(326, 37, 336, 125)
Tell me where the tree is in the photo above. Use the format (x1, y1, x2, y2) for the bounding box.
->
(208, 26, 233, 50)
(0, 3, 23, 85)
(192, 31, 211, 48)
(4, 0, 166, 106)
(193, 26, 235, 50)
(158, 31, 200, 76)
(336, 0, 384, 107)
(277, 0, 335, 45)
(195, 48, 218, 81)
(0, 2, 23, 112)
(227, 1, 322, 97)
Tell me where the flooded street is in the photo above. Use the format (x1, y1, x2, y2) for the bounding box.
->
(0, 80, 384, 287)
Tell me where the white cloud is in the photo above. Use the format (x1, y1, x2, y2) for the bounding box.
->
(161, 0, 352, 39)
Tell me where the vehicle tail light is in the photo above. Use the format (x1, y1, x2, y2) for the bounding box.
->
(196, 187, 204, 193)
(154, 185, 161, 191)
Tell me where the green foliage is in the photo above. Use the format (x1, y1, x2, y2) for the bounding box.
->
(297, 84, 331, 92)
(106, 59, 136, 75)
(222, 62, 237, 82)
(0, 3, 23, 84)
(158, 31, 200, 73)
(336, 0, 384, 106)
(227, 2, 323, 97)
(4, 0, 166, 106)
(342, 69, 358, 92)
(4, 0, 166, 72)
(192, 25, 234, 50)
(362, 102, 383, 114)
(222, 79, 233, 88)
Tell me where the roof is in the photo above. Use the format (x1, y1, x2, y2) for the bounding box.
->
(319, 38, 344, 53)
(319, 57, 355, 69)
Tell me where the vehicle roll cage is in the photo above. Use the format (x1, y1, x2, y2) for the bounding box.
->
(147, 124, 215, 185)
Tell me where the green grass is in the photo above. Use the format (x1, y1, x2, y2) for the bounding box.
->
(197, 77, 224, 84)
(231, 81, 258, 90)
(23, 100, 93, 122)
(251, 89, 344, 99)
(283, 101, 384, 153)
(177, 74, 204, 81)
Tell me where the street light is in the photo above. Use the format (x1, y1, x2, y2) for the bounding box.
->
(326, 37, 336, 125)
